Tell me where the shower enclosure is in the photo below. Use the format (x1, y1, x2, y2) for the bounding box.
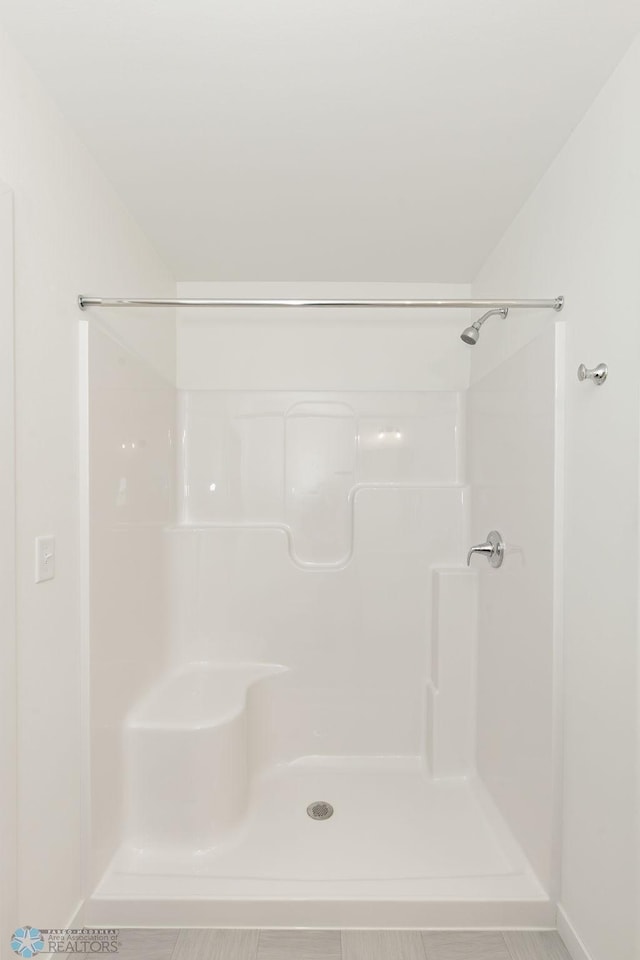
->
(80, 283, 564, 929)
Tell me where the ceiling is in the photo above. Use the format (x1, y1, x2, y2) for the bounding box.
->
(1, 0, 639, 280)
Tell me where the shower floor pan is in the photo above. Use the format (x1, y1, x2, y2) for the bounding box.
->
(86, 756, 552, 929)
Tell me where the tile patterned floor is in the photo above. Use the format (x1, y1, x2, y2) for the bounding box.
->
(114, 928, 572, 960)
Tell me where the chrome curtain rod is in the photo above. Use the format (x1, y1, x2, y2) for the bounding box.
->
(78, 295, 564, 311)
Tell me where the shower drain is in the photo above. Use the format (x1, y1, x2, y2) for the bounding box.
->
(307, 801, 334, 820)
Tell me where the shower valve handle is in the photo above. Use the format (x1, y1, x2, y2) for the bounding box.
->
(467, 530, 504, 568)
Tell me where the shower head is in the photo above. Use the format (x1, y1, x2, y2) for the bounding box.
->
(460, 325, 480, 345)
(460, 307, 508, 345)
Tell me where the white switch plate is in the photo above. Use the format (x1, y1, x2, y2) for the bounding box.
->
(35, 535, 55, 583)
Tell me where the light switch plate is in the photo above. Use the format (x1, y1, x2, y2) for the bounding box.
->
(35, 535, 55, 583)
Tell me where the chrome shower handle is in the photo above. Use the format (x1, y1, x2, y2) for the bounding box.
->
(467, 530, 504, 568)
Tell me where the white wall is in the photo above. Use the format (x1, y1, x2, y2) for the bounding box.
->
(87, 324, 176, 887)
(0, 25, 175, 932)
(171, 281, 474, 776)
(0, 185, 17, 959)
(472, 36, 640, 960)
(172, 285, 472, 767)
(166, 388, 466, 766)
(467, 327, 561, 893)
(176, 282, 471, 392)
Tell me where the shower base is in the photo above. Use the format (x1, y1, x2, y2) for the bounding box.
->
(85, 756, 552, 929)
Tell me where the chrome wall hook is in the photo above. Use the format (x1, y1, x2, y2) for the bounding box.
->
(577, 362, 608, 385)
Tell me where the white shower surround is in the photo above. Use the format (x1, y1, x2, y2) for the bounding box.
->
(82, 283, 563, 928)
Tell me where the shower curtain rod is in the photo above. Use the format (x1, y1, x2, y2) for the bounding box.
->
(77, 295, 564, 311)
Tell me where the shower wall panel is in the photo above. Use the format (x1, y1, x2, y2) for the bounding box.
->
(88, 323, 176, 884)
(467, 326, 561, 891)
(178, 390, 462, 526)
(167, 389, 469, 765)
(175, 282, 473, 393)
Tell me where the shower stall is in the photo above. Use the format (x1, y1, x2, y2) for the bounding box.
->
(81, 283, 564, 929)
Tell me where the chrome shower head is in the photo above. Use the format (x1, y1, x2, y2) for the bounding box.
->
(460, 325, 480, 345)
(460, 307, 508, 345)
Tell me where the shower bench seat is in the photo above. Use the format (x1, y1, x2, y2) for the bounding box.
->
(125, 662, 287, 849)
(128, 661, 286, 730)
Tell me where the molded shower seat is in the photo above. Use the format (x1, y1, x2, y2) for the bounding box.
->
(125, 662, 286, 850)
(129, 662, 286, 729)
